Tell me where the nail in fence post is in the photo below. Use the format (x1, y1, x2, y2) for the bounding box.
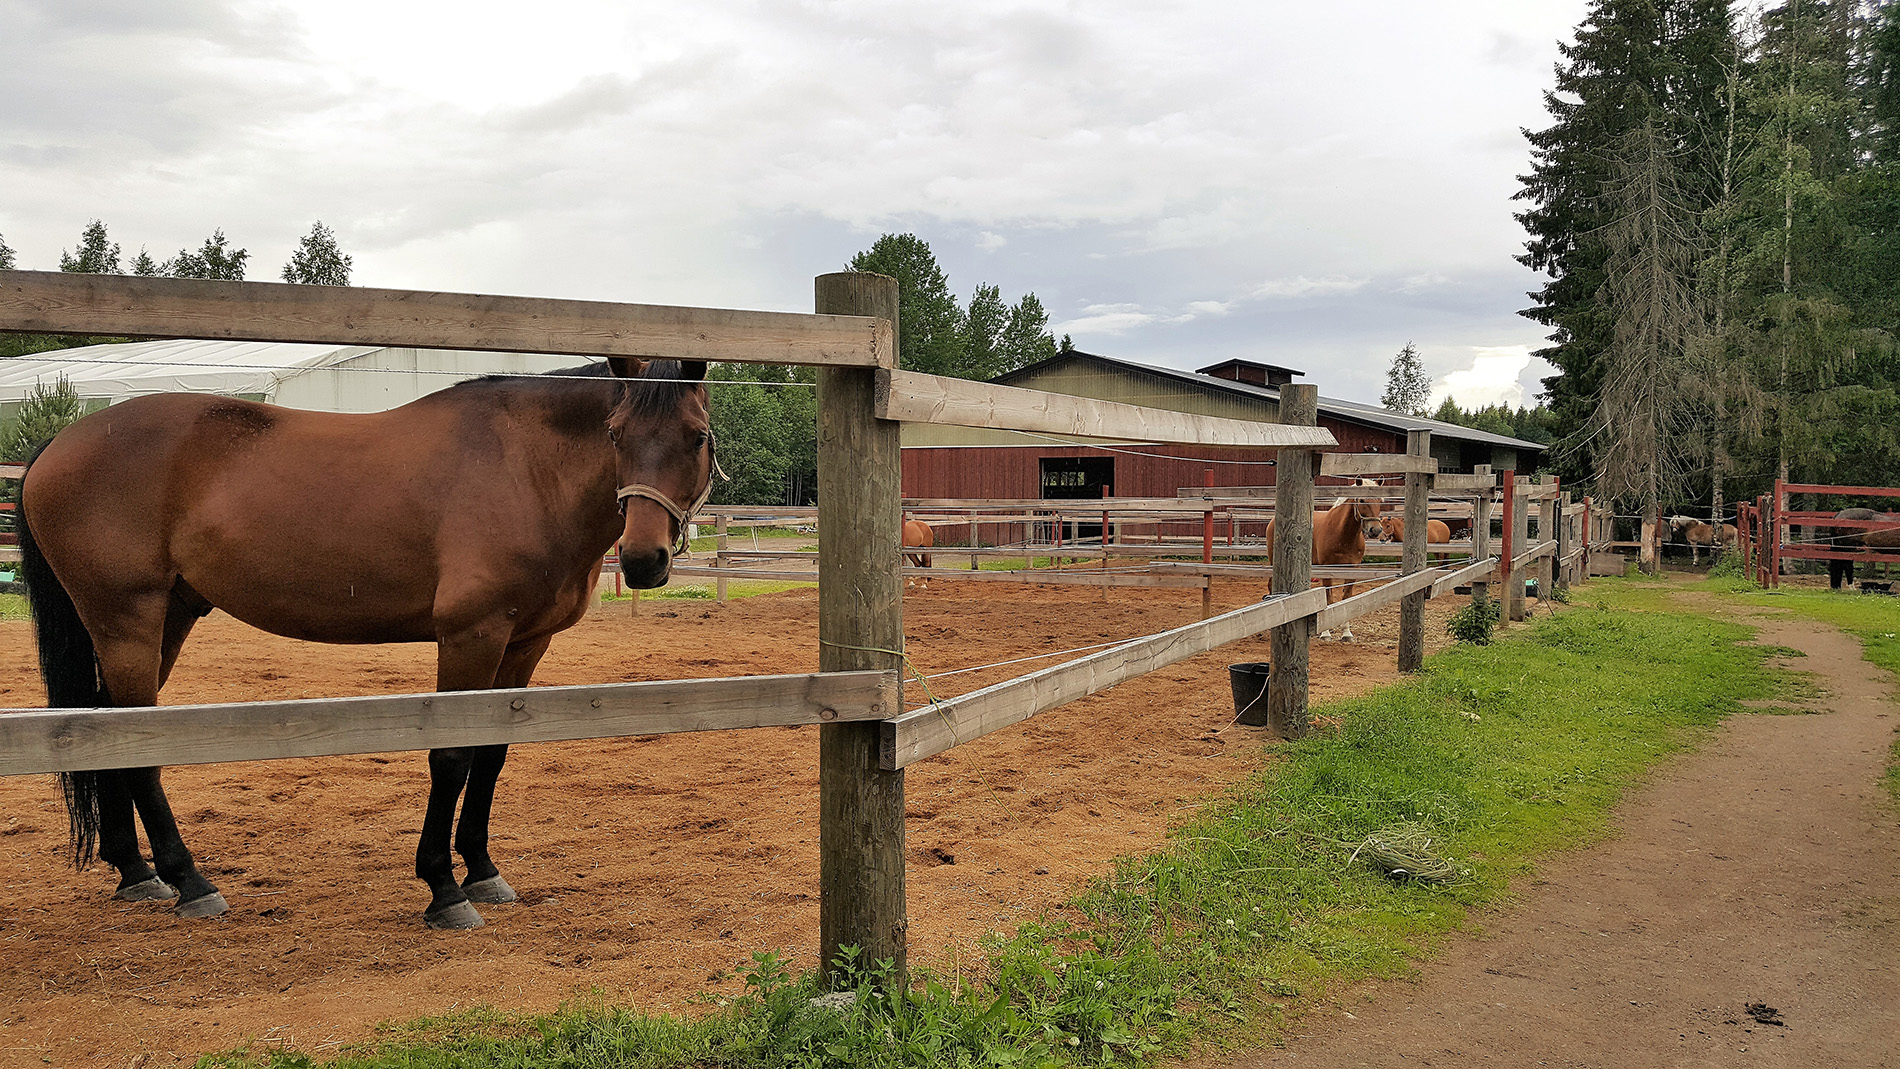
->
(814, 271, 906, 987)
(1264, 384, 1317, 736)
(1398, 429, 1429, 673)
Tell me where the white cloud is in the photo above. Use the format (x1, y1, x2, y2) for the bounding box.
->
(1251, 275, 1368, 300)
(975, 231, 1008, 252)
(1431, 345, 1538, 409)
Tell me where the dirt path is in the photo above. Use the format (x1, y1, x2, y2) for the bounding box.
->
(1201, 602, 1900, 1068)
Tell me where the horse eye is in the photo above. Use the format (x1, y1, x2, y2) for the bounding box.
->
(696, 431, 711, 449)
(607, 428, 620, 444)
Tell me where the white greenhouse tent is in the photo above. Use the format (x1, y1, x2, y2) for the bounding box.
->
(0, 339, 593, 416)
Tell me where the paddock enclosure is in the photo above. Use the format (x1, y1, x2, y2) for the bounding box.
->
(0, 269, 1587, 1062)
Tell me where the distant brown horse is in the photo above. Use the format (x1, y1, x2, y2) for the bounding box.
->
(1265, 493, 1383, 642)
(19, 359, 714, 929)
(1668, 515, 1737, 562)
(1826, 508, 1900, 589)
(902, 515, 935, 588)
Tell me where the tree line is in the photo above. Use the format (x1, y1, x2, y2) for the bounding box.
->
(0, 219, 353, 360)
(706, 233, 1059, 506)
(1519, 0, 1900, 524)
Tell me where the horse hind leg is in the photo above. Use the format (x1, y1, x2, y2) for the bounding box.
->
(94, 598, 224, 917)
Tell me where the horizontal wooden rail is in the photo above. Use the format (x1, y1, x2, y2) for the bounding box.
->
(880, 587, 1329, 769)
(1778, 511, 1900, 528)
(0, 463, 23, 480)
(1319, 452, 1439, 476)
(667, 566, 815, 582)
(1315, 568, 1440, 631)
(1779, 482, 1900, 498)
(1429, 557, 1500, 597)
(0, 671, 898, 776)
(0, 270, 890, 368)
(877, 369, 1338, 448)
(902, 568, 1209, 589)
(1430, 473, 1499, 491)
(1772, 545, 1900, 563)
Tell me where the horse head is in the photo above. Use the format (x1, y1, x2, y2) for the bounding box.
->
(607, 358, 715, 588)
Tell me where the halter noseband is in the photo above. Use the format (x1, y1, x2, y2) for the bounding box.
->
(614, 432, 726, 557)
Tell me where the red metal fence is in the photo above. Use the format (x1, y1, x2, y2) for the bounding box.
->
(1739, 481, 1900, 588)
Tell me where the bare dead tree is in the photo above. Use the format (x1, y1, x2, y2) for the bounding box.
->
(1589, 117, 1704, 573)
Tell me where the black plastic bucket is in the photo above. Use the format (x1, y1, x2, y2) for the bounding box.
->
(1228, 662, 1271, 726)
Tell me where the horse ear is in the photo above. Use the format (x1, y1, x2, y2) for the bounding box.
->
(606, 357, 649, 379)
(680, 360, 707, 382)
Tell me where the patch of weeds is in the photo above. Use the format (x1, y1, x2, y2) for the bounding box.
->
(1444, 592, 1500, 645)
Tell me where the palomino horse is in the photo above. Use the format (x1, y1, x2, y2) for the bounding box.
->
(1826, 508, 1900, 589)
(902, 515, 935, 588)
(18, 359, 714, 929)
(1264, 492, 1383, 642)
(1668, 515, 1737, 563)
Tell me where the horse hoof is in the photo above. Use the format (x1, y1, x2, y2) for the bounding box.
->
(116, 877, 178, 902)
(176, 891, 229, 919)
(463, 875, 517, 904)
(425, 900, 485, 930)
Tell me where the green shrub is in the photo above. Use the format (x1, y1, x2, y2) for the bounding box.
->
(1445, 592, 1500, 645)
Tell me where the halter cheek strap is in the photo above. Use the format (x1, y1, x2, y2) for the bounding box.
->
(614, 434, 728, 557)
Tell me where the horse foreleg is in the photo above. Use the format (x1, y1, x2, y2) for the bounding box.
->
(418, 623, 512, 929)
(454, 636, 549, 907)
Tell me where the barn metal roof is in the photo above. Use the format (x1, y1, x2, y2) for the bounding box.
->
(0, 339, 374, 400)
(996, 350, 1547, 453)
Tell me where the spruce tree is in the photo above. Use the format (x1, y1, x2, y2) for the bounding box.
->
(0, 233, 15, 270)
(847, 234, 965, 377)
(1381, 342, 1431, 415)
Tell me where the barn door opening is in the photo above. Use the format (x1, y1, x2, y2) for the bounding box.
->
(1039, 456, 1114, 542)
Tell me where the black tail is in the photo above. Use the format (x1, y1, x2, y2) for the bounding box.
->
(17, 441, 108, 868)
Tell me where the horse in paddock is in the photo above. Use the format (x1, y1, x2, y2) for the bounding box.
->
(18, 358, 714, 929)
(902, 515, 935, 589)
(1667, 515, 1737, 563)
(1826, 508, 1900, 589)
(1264, 493, 1383, 642)
(1377, 515, 1451, 545)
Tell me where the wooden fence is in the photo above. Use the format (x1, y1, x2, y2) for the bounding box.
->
(0, 267, 1584, 984)
(1738, 480, 1900, 587)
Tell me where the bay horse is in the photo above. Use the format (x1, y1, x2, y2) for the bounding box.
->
(901, 515, 935, 589)
(1264, 491, 1383, 642)
(1827, 508, 1900, 589)
(17, 358, 714, 929)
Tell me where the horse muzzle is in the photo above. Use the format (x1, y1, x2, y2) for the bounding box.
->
(619, 545, 673, 589)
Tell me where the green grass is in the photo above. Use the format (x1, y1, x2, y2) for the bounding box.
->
(0, 591, 26, 621)
(602, 578, 816, 603)
(686, 526, 814, 554)
(194, 600, 1777, 1069)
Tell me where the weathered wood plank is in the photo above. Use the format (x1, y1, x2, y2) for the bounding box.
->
(1429, 473, 1498, 491)
(1267, 384, 1319, 736)
(1320, 452, 1439, 476)
(1429, 557, 1500, 598)
(0, 269, 890, 368)
(0, 463, 24, 480)
(0, 671, 896, 776)
(881, 586, 1328, 769)
(877, 369, 1338, 448)
(901, 568, 1209, 589)
(1315, 567, 1440, 632)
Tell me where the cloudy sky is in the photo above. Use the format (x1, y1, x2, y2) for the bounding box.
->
(1, 0, 1589, 409)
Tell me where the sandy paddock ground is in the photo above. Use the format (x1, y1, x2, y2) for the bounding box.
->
(0, 578, 1460, 1067)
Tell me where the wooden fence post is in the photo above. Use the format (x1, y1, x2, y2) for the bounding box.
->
(1469, 466, 1493, 606)
(814, 271, 907, 986)
(1263, 384, 1317, 736)
(1202, 469, 1216, 619)
(1499, 470, 1517, 622)
(1557, 490, 1574, 589)
(1510, 475, 1531, 620)
(968, 511, 979, 570)
(715, 514, 730, 604)
(1539, 478, 1559, 599)
(1398, 429, 1429, 672)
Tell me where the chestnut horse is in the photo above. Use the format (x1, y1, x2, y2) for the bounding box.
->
(1265, 493, 1383, 642)
(1378, 515, 1451, 545)
(902, 515, 935, 589)
(18, 359, 714, 929)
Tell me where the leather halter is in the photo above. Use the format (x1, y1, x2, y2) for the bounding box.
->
(614, 432, 725, 557)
